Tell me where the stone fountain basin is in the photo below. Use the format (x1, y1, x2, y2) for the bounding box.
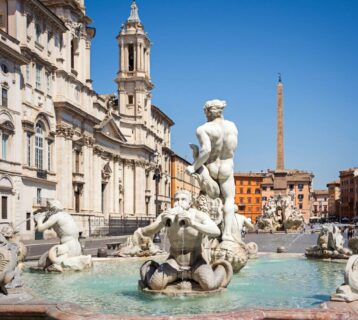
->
(17, 253, 347, 317)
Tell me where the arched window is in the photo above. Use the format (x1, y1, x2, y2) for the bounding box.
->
(35, 122, 44, 169)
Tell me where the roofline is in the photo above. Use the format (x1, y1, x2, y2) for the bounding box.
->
(29, 0, 68, 31)
(171, 152, 191, 165)
(151, 105, 174, 126)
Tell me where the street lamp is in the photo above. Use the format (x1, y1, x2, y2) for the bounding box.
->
(152, 149, 162, 243)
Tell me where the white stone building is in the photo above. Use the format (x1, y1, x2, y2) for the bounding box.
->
(0, 0, 173, 239)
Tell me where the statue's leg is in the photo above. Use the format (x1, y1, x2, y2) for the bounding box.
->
(192, 260, 225, 291)
(220, 175, 236, 242)
(147, 261, 178, 290)
(48, 244, 69, 269)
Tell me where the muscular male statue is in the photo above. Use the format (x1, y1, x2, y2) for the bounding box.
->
(34, 200, 92, 272)
(186, 100, 238, 242)
(138, 190, 232, 291)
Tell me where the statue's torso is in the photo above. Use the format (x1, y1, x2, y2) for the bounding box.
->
(167, 218, 203, 267)
(201, 119, 238, 180)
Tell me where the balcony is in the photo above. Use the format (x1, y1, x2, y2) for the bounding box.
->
(33, 197, 53, 208)
(73, 172, 85, 184)
(36, 169, 47, 179)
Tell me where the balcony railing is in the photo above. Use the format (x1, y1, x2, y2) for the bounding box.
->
(33, 197, 53, 207)
(37, 169, 47, 179)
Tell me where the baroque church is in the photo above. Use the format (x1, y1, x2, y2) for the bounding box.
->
(0, 0, 173, 239)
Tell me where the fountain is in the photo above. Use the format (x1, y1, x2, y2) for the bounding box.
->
(1, 98, 353, 317)
(257, 192, 305, 232)
(306, 224, 351, 259)
(30, 199, 92, 272)
(135, 99, 260, 294)
(332, 255, 358, 302)
(0, 224, 26, 294)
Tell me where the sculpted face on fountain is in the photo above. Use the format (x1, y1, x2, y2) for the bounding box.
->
(138, 190, 232, 293)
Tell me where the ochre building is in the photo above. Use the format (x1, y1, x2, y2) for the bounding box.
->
(234, 172, 264, 222)
(339, 168, 358, 220)
(170, 154, 200, 206)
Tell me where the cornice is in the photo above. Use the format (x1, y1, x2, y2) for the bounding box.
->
(20, 45, 57, 71)
(54, 101, 99, 125)
(0, 38, 30, 65)
(24, 0, 68, 32)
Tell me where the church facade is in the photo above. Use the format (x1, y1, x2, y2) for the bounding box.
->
(0, 0, 173, 239)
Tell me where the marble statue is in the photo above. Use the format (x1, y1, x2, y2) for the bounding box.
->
(257, 192, 304, 232)
(32, 200, 92, 272)
(186, 99, 238, 242)
(306, 224, 351, 259)
(184, 99, 257, 276)
(0, 224, 26, 295)
(138, 190, 233, 293)
(114, 230, 163, 257)
(136, 99, 258, 294)
(332, 255, 358, 302)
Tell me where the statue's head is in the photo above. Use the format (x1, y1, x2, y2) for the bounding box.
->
(204, 99, 226, 121)
(0, 223, 16, 239)
(173, 190, 192, 210)
(46, 199, 64, 211)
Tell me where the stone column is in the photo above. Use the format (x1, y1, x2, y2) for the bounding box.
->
(123, 160, 134, 216)
(135, 162, 146, 216)
(120, 40, 124, 71)
(136, 43, 141, 71)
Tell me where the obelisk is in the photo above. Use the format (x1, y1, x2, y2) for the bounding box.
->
(274, 74, 287, 194)
(276, 74, 284, 170)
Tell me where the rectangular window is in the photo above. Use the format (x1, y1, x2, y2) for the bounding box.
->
(299, 203, 303, 209)
(26, 212, 31, 230)
(128, 44, 134, 71)
(35, 22, 41, 42)
(2, 134, 8, 160)
(262, 186, 267, 191)
(75, 150, 80, 173)
(48, 141, 51, 171)
(1, 196, 7, 219)
(128, 95, 134, 105)
(26, 65, 30, 82)
(48, 31, 53, 45)
(298, 194, 304, 201)
(289, 184, 294, 190)
(248, 197, 252, 204)
(1, 88, 8, 107)
(37, 188, 41, 204)
(46, 73, 51, 95)
(75, 191, 80, 213)
(239, 197, 244, 203)
(298, 184, 304, 191)
(255, 188, 260, 194)
(35, 64, 41, 90)
(239, 187, 243, 193)
(262, 196, 267, 201)
(27, 133, 31, 166)
(256, 198, 260, 204)
(26, 15, 32, 30)
(247, 188, 251, 194)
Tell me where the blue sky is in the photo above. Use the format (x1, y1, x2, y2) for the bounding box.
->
(86, 0, 358, 189)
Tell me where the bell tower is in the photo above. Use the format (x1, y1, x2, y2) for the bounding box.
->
(116, 0, 153, 121)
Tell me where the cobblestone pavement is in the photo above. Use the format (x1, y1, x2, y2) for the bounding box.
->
(244, 232, 320, 253)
